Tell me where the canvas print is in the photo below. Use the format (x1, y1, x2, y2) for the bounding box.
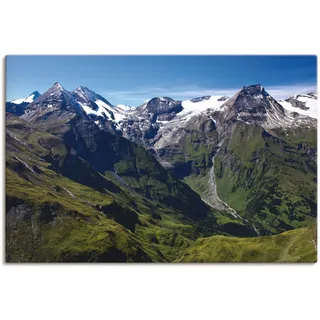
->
(5, 55, 317, 262)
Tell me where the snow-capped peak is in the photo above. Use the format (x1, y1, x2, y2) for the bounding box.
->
(25, 91, 41, 102)
(10, 91, 41, 105)
(70, 85, 127, 129)
(75, 85, 94, 95)
(73, 86, 113, 107)
(52, 82, 64, 90)
(77, 85, 89, 91)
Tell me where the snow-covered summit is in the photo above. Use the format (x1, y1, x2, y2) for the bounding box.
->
(10, 91, 41, 105)
(72, 86, 127, 124)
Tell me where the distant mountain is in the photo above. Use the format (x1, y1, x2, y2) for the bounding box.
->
(72, 85, 115, 118)
(71, 85, 126, 135)
(6, 91, 41, 116)
(23, 82, 85, 119)
(216, 84, 288, 126)
(10, 91, 41, 104)
(279, 91, 318, 119)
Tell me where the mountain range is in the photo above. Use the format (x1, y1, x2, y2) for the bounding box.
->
(5, 82, 317, 262)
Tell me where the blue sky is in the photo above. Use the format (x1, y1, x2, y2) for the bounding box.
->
(6, 55, 317, 106)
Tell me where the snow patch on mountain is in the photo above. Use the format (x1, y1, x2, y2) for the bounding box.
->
(79, 102, 107, 117)
(94, 99, 113, 113)
(11, 91, 41, 105)
(24, 94, 37, 103)
(279, 93, 318, 119)
(149, 96, 228, 150)
(116, 104, 132, 112)
(11, 98, 25, 104)
(95, 99, 127, 122)
(179, 96, 229, 122)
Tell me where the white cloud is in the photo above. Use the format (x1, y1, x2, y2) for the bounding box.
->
(264, 84, 317, 99)
(104, 83, 317, 106)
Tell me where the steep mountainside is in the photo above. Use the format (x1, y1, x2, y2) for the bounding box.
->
(214, 121, 317, 235)
(71, 86, 126, 135)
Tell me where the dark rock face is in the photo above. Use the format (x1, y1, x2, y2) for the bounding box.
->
(6, 196, 31, 218)
(190, 96, 211, 103)
(242, 84, 268, 96)
(121, 118, 160, 145)
(285, 97, 309, 110)
(169, 160, 194, 179)
(284, 93, 317, 111)
(218, 84, 286, 127)
(6, 101, 29, 116)
(119, 97, 185, 148)
(217, 96, 229, 102)
(142, 97, 183, 122)
(23, 82, 87, 124)
(227, 85, 271, 114)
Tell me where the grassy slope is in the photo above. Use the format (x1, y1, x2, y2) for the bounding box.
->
(7, 155, 201, 262)
(215, 122, 317, 235)
(181, 122, 317, 236)
(176, 224, 317, 262)
(6, 155, 169, 262)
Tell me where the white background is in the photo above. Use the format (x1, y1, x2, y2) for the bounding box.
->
(0, 1, 319, 319)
